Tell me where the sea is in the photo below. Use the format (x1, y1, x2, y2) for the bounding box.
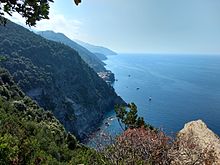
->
(87, 54, 220, 145)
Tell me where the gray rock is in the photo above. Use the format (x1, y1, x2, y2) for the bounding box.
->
(171, 120, 220, 165)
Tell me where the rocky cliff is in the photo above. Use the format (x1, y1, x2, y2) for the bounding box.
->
(172, 120, 220, 164)
(0, 20, 125, 140)
(0, 68, 106, 164)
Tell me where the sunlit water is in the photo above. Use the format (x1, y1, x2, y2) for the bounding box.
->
(86, 54, 220, 145)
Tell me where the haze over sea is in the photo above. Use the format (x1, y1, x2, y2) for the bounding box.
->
(100, 54, 220, 137)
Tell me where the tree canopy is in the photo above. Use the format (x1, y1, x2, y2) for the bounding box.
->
(0, 0, 81, 26)
(115, 103, 154, 130)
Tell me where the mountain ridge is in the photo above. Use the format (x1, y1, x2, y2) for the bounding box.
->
(37, 30, 115, 82)
(0, 20, 125, 139)
(76, 40, 117, 56)
(37, 30, 106, 72)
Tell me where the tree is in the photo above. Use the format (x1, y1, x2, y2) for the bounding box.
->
(114, 104, 127, 130)
(0, 0, 81, 26)
(115, 102, 152, 130)
(123, 103, 138, 128)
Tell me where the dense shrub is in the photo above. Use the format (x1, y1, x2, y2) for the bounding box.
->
(0, 68, 106, 164)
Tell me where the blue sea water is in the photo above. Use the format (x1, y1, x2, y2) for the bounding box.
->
(100, 54, 220, 137)
(87, 54, 220, 145)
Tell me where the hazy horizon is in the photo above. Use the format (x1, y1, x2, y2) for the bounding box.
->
(6, 0, 220, 54)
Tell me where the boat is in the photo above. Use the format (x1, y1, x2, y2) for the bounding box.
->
(149, 96, 152, 101)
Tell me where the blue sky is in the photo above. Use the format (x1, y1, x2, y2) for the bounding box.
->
(8, 0, 220, 54)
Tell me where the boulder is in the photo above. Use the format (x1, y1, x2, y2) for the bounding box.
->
(171, 120, 220, 164)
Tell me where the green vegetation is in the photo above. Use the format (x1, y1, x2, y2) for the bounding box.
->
(0, 55, 7, 62)
(0, 68, 106, 164)
(97, 103, 216, 164)
(0, 8, 216, 164)
(0, 19, 124, 139)
(38, 31, 107, 73)
(0, 68, 216, 164)
(0, 0, 81, 26)
(115, 102, 154, 130)
(0, 0, 53, 26)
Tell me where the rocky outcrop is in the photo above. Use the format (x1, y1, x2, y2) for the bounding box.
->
(171, 120, 220, 164)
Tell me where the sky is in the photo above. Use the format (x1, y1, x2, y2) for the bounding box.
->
(7, 0, 220, 54)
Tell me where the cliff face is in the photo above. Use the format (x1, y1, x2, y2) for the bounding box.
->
(173, 120, 220, 164)
(0, 20, 125, 139)
(0, 68, 106, 164)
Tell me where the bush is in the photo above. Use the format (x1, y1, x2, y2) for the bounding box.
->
(101, 127, 172, 164)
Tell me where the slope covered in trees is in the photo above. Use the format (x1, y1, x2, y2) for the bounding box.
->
(0, 68, 105, 164)
(0, 20, 124, 139)
(37, 31, 107, 72)
(0, 68, 217, 164)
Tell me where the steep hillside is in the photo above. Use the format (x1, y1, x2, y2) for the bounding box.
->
(0, 68, 105, 164)
(0, 20, 124, 139)
(94, 52, 108, 61)
(37, 31, 106, 72)
(37, 31, 115, 82)
(76, 40, 117, 56)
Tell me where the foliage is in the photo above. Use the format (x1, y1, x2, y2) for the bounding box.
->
(101, 127, 171, 165)
(0, 0, 53, 26)
(69, 147, 109, 165)
(97, 126, 217, 165)
(74, 0, 82, 6)
(0, 0, 81, 26)
(104, 103, 217, 164)
(0, 19, 124, 139)
(115, 102, 154, 130)
(38, 31, 107, 73)
(0, 64, 216, 165)
(0, 68, 106, 164)
(0, 55, 7, 62)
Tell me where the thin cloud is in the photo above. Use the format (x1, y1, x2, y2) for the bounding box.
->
(5, 10, 83, 40)
(4, 12, 28, 28)
(33, 12, 82, 40)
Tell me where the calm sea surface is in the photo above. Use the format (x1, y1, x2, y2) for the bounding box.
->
(88, 54, 220, 144)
